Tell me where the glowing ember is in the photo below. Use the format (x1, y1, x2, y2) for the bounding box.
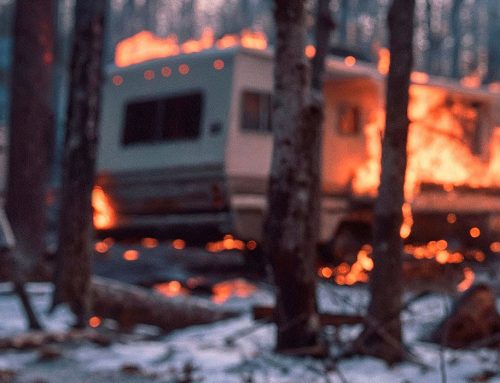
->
(92, 186, 116, 230)
(144, 69, 155, 80)
(123, 249, 140, 261)
(161, 66, 172, 77)
(490, 242, 500, 252)
(404, 243, 464, 264)
(319, 245, 373, 286)
(246, 240, 258, 251)
(172, 239, 186, 250)
(213, 59, 224, 70)
(469, 227, 481, 238)
(457, 267, 475, 292)
(89, 316, 101, 328)
(154, 280, 185, 297)
(344, 55, 356, 67)
(305, 44, 316, 58)
(141, 237, 159, 248)
(112, 75, 123, 86)
(318, 266, 333, 278)
(211, 279, 256, 304)
(206, 234, 246, 253)
(400, 202, 414, 239)
(447, 213, 457, 224)
(115, 27, 268, 68)
(94, 241, 110, 254)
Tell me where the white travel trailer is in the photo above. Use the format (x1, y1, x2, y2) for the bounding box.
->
(95, 44, 500, 254)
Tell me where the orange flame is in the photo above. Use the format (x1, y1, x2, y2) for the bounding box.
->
(205, 234, 246, 253)
(377, 47, 390, 75)
(115, 27, 268, 67)
(400, 202, 414, 239)
(92, 186, 116, 230)
(353, 85, 500, 200)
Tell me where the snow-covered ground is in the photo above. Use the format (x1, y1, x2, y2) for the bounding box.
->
(0, 281, 499, 383)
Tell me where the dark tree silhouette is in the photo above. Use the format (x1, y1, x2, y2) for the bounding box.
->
(6, 0, 54, 281)
(52, 0, 107, 327)
(6, 0, 55, 329)
(264, 0, 333, 353)
(356, 0, 415, 363)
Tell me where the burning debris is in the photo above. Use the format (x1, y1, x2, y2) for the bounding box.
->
(115, 27, 268, 68)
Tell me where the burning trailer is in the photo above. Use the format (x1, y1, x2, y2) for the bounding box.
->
(92, 28, 500, 265)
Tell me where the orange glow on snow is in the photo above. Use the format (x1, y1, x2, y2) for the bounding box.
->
(115, 28, 268, 68)
(211, 279, 256, 304)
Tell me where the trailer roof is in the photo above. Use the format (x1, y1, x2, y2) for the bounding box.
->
(105, 45, 500, 100)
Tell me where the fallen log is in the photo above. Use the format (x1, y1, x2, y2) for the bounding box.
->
(90, 276, 237, 331)
(0, 328, 110, 350)
(431, 283, 500, 348)
(252, 305, 364, 327)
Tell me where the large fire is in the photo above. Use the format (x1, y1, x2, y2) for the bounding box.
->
(353, 85, 500, 199)
(115, 27, 268, 67)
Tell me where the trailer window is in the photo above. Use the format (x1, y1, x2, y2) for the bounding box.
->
(337, 104, 361, 135)
(123, 93, 203, 145)
(241, 91, 272, 133)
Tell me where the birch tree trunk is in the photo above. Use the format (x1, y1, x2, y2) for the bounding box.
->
(264, 0, 333, 353)
(52, 0, 107, 327)
(358, 0, 415, 363)
(6, 0, 54, 281)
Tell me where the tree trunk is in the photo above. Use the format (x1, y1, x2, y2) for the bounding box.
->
(358, 0, 415, 364)
(90, 277, 236, 331)
(52, 0, 107, 327)
(6, 0, 55, 330)
(6, 0, 54, 281)
(264, 0, 332, 353)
